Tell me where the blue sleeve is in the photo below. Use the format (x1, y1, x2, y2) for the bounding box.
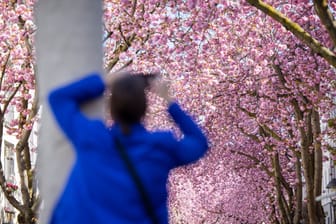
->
(48, 73, 105, 147)
(167, 102, 208, 165)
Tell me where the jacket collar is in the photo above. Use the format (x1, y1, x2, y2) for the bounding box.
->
(110, 122, 146, 136)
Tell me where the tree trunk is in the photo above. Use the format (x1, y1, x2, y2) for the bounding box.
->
(292, 104, 318, 224)
(17, 209, 37, 224)
(273, 153, 291, 224)
(312, 109, 324, 224)
(301, 136, 318, 223)
(293, 154, 303, 224)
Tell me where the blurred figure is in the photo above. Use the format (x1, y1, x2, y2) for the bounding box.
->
(48, 72, 208, 224)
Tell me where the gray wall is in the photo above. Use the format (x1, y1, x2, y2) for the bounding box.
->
(35, 1, 103, 222)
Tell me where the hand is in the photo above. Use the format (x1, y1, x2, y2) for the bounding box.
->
(104, 70, 127, 88)
(151, 77, 173, 103)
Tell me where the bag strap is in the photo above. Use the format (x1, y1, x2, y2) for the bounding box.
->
(114, 137, 160, 224)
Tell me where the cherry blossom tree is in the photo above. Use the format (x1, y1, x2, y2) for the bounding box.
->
(1, 0, 333, 223)
(103, 1, 277, 223)
(0, 0, 39, 223)
(103, 1, 336, 223)
(245, 1, 336, 223)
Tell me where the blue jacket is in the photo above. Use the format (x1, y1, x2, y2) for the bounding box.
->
(48, 74, 208, 224)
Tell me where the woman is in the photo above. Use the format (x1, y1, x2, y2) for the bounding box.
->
(48, 72, 208, 224)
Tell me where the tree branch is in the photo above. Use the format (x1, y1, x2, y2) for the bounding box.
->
(231, 150, 273, 177)
(131, 0, 137, 16)
(237, 105, 257, 118)
(103, 31, 113, 43)
(238, 105, 283, 142)
(273, 153, 292, 223)
(0, 165, 24, 212)
(3, 83, 22, 118)
(106, 33, 136, 72)
(247, 0, 336, 68)
(313, 0, 336, 48)
(0, 51, 11, 95)
(15, 141, 30, 208)
(259, 124, 283, 141)
(238, 126, 261, 143)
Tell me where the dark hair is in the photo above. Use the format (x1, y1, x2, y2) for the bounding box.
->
(110, 73, 156, 134)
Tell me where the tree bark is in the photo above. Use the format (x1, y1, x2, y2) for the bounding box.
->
(273, 153, 291, 224)
(293, 154, 303, 224)
(291, 101, 318, 224)
(313, 0, 336, 48)
(312, 109, 324, 223)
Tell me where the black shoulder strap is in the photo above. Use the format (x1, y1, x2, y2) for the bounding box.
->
(114, 137, 160, 224)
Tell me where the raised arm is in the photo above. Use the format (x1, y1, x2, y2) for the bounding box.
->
(167, 102, 208, 165)
(48, 73, 105, 145)
(151, 78, 208, 164)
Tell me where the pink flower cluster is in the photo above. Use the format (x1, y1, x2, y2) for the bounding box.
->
(5, 182, 18, 193)
(4, 206, 14, 213)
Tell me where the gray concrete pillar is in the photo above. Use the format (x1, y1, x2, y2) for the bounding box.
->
(34, 1, 103, 223)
